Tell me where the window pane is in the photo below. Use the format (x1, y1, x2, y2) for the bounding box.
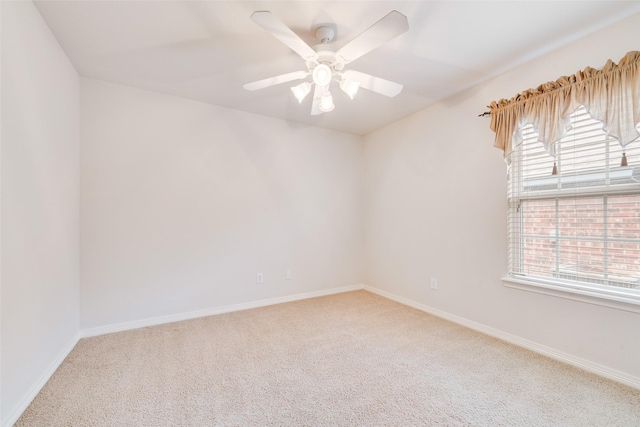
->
(522, 199, 555, 236)
(608, 195, 640, 239)
(607, 194, 640, 289)
(558, 197, 604, 239)
(607, 242, 640, 288)
(522, 237, 555, 278)
(521, 200, 555, 278)
(556, 239, 605, 282)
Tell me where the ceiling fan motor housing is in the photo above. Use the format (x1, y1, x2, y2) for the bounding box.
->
(308, 45, 343, 73)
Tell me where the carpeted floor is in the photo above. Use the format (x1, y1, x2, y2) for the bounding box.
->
(16, 290, 640, 426)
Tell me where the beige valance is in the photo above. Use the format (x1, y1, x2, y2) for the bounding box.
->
(488, 50, 640, 161)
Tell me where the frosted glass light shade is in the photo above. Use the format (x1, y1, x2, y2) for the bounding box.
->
(319, 92, 335, 112)
(291, 82, 311, 103)
(340, 79, 360, 99)
(312, 64, 332, 87)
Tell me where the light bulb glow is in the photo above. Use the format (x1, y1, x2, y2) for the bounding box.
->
(312, 64, 332, 87)
(340, 79, 360, 100)
(291, 82, 311, 103)
(319, 92, 335, 112)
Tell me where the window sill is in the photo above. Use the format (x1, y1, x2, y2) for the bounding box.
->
(502, 276, 640, 314)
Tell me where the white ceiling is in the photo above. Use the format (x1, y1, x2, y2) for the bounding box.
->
(34, 1, 640, 135)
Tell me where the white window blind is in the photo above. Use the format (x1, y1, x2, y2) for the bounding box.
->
(507, 106, 640, 304)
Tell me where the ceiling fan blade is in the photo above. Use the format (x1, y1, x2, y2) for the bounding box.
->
(251, 11, 318, 62)
(342, 70, 403, 97)
(243, 70, 308, 91)
(311, 84, 323, 115)
(336, 10, 409, 64)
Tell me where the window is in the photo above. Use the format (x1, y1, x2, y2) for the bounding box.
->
(506, 106, 640, 306)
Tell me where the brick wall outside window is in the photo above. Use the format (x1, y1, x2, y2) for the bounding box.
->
(520, 195, 640, 288)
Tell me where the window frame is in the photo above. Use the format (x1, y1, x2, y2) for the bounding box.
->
(504, 107, 640, 312)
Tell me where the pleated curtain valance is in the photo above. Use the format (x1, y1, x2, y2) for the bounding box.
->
(488, 50, 640, 163)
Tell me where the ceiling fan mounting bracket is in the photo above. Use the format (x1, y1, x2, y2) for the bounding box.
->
(313, 24, 337, 44)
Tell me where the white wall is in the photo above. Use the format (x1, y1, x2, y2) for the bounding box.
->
(364, 13, 640, 382)
(80, 78, 364, 330)
(2, 3, 638, 424)
(1, 1, 80, 424)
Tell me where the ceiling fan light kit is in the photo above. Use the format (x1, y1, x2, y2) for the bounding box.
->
(312, 63, 333, 87)
(291, 82, 312, 103)
(243, 10, 409, 116)
(340, 79, 360, 100)
(319, 92, 335, 112)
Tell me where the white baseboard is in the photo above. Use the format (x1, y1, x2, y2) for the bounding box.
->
(11, 283, 636, 427)
(363, 285, 640, 391)
(81, 284, 365, 338)
(2, 333, 80, 427)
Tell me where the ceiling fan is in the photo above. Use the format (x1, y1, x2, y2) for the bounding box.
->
(243, 10, 409, 115)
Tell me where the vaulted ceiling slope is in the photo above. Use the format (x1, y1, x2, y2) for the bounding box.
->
(34, 1, 640, 135)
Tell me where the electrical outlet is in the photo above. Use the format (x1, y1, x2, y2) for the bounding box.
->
(430, 277, 438, 290)
(286, 270, 292, 280)
(257, 273, 263, 284)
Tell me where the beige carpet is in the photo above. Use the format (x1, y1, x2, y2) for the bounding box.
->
(17, 290, 640, 426)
